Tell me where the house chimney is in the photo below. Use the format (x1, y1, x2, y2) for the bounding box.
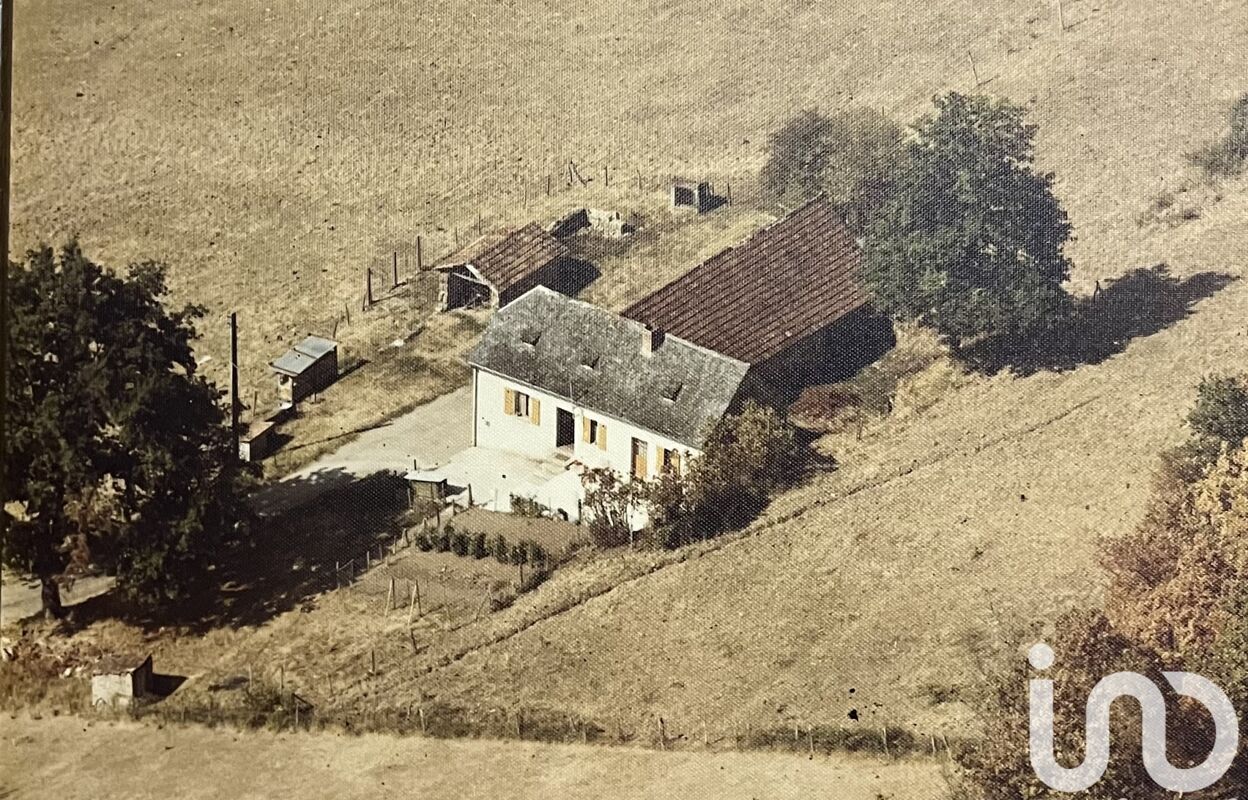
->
(639, 324, 664, 357)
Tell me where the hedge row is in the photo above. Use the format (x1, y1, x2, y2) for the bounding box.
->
(413, 525, 548, 567)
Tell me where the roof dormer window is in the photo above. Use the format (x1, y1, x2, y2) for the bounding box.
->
(660, 382, 683, 402)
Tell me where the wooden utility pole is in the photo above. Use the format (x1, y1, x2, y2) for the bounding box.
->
(229, 312, 240, 459)
(1056, 0, 1066, 31)
(392, 251, 398, 288)
(0, 0, 12, 496)
(967, 52, 981, 87)
(364, 268, 373, 308)
(416, 235, 423, 271)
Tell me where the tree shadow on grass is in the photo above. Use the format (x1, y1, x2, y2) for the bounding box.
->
(962, 265, 1237, 376)
(69, 469, 414, 633)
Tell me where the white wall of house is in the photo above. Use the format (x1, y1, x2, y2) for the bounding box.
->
(472, 367, 699, 483)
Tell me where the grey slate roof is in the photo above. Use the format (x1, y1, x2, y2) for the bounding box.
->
(469, 287, 750, 448)
(293, 335, 337, 360)
(270, 335, 338, 376)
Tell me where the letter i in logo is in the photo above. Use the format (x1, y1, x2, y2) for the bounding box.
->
(1028, 642, 1239, 793)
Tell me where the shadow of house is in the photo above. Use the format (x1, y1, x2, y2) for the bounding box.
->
(964, 265, 1237, 375)
(548, 257, 600, 298)
(624, 196, 893, 407)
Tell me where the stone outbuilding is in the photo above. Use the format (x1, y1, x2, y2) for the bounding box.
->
(91, 654, 153, 710)
(435, 223, 570, 312)
(238, 419, 278, 462)
(270, 335, 339, 407)
(670, 177, 714, 213)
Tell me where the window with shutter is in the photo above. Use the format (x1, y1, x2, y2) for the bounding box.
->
(530, 399, 541, 426)
(503, 388, 515, 415)
(597, 423, 607, 450)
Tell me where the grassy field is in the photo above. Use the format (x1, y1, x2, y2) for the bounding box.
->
(8, 0, 1248, 792)
(0, 715, 947, 800)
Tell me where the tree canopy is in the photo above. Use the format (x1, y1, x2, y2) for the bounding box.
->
(648, 401, 799, 548)
(759, 107, 907, 232)
(3, 242, 250, 617)
(861, 92, 1073, 348)
(1187, 372, 1248, 452)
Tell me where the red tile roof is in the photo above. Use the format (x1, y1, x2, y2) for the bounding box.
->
(439, 223, 568, 294)
(622, 197, 868, 364)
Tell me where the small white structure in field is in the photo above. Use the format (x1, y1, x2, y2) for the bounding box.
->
(91, 654, 153, 710)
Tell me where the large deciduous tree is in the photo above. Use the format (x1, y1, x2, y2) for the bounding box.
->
(760, 107, 907, 232)
(3, 242, 249, 617)
(862, 92, 1073, 349)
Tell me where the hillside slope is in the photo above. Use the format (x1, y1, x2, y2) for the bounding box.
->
(409, 187, 1248, 738)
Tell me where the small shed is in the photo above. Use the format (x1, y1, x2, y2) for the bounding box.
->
(671, 177, 713, 213)
(270, 335, 339, 406)
(239, 419, 278, 462)
(435, 223, 569, 312)
(405, 465, 449, 506)
(92, 654, 153, 710)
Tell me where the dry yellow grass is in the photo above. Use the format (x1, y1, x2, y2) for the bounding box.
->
(0, 714, 947, 800)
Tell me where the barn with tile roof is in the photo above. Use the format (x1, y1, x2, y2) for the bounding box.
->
(623, 196, 893, 399)
(435, 223, 571, 312)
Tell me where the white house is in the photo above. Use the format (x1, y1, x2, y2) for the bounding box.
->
(434, 197, 887, 524)
(454, 286, 750, 521)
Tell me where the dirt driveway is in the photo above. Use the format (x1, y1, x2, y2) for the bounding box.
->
(0, 572, 115, 627)
(252, 385, 472, 516)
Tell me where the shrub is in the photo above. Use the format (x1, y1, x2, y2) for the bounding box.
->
(435, 530, 451, 552)
(581, 467, 643, 548)
(525, 541, 547, 567)
(451, 530, 470, 557)
(509, 495, 549, 518)
(415, 531, 433, 552)
(471, 532, 488, 559)
(491, 534, 509, 563)
(760, 107, 907, 232)
(648, 400, 800, 548)
(1187, 93, 1248, 179)
(1186, 141, 1244, 179)
(509, 543, 528, 566)
(1188, 372, 1248, 451)
(1230, 94, 1248, 157)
